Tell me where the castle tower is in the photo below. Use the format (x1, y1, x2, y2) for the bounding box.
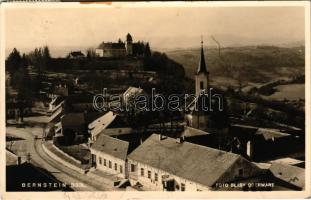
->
(195, 40, 209, 96)
(126, 33, 133, 56)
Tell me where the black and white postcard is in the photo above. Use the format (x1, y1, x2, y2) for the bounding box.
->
(1, 2, 310, 199)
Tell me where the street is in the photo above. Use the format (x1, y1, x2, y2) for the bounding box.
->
(6, 121, 114, 191)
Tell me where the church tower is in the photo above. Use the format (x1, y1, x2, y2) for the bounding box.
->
(191, 39, 210, 130)
(126, 33, 133, 56)
(195, 40, 209, 96)
(190, 39, 231, 150)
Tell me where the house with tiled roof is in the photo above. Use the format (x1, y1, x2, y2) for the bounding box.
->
(88, 111, 117, 141)
(59, 113, 86, 144)
(230, 124, 301, 161)
(90, 134, 133, 179)
(269, 162, 305, 190)
(127, 133, 264, 191)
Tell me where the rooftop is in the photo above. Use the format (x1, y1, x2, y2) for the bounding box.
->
(69, 51, 85, 57)
(123, 86, 144, 97)
(98, 42, 125, 49)
(65, 94, 94, 104)
(128, 134, 254, 187)
(88, 111, 117, 138)
(61, 113, 85, 127)
(197, 41, 208, 74)
(53, 86, 69, 97)
(231, 124, 291, 140)
(269, 162, 305, 189)
(180, 126, 211, 138)
(269, 157, 305, 166)
(91, 134, 129, 160)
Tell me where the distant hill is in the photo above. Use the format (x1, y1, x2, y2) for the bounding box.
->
(164, 45, 305, 85)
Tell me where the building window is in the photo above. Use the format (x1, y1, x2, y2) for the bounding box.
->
(104, 159, 106, 166)
(99, 157, 102, 165)
(131, 164, 135, 172)
(141, 168, 144, 176)
(120, 165, 123, 173)
(155, 173, 158, 181)
(200, 81, 204, 89)
(181, 183, 185, 191)
(239, 169, 244, 176)
(109, 161, 112, 168)
(114, 163, 117, 171)
(148, 170, 151, 179)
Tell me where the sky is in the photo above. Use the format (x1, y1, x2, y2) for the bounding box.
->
(4, 5, 305, 57)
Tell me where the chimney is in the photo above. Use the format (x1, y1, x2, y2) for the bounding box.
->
(176, 136, 185, 144)
(158, 134, 162, 141)
(158, 134, 167, 141)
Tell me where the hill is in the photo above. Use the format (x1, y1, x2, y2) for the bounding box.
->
(165, 45, 305, 85)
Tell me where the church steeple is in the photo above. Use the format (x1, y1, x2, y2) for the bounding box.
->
(197, 39, 208, 74)
(195, 38, 209, 97)
(192, 38, 210, 130)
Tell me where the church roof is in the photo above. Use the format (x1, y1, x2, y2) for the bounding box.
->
(197, 41, 208, 74)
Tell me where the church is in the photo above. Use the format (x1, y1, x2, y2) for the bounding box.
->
(186, 40, 231, 150)
(95, 33, 144, 58)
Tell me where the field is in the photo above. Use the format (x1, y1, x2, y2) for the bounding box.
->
(263, 84, 305, 101)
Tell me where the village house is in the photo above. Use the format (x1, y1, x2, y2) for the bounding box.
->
(229, 124, 301, 161)
(48, 96, 65, 113)
(269, 162, 305, 190)
(53, 109, 107, 142)
(88, 111, 117, 141)
(122, 86, 146, 111)
(54, 113, 86, 144)
(48, 93, 91, 123)
(47, 84, 69, 111)
(122, 87, 144, 104)
(90, 134, 133, 179)
(127, 133, 264, 191)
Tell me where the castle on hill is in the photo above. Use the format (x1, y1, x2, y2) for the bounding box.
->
(95, 33, 144, 58)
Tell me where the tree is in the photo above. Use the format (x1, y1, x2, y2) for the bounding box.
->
(26, 46, 52, 94)
(11, 66, 33, 123)
(144, 42, 151, 57)
(86, 48, 97, 61)
(42, 46, 51, 70)
(6, 48, 22, 73)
